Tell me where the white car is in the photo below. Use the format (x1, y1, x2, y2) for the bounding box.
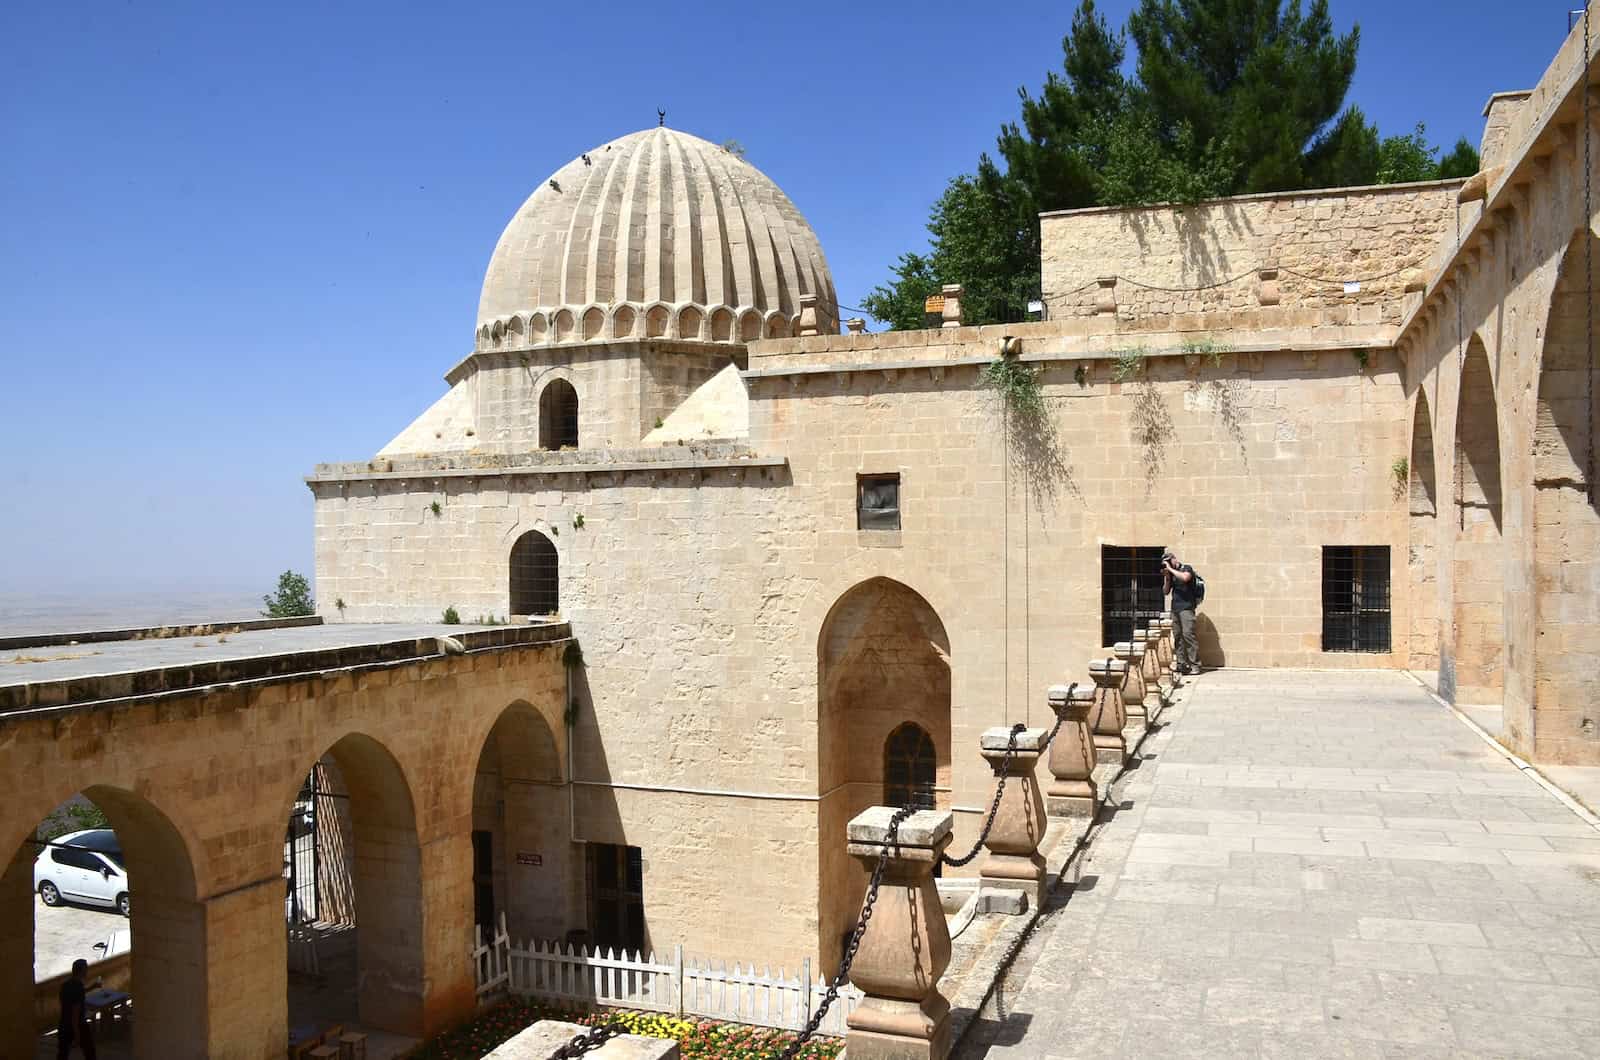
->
(34, 829, 130, 916)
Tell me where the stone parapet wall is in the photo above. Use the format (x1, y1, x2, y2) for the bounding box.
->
(1040, 181, 1463, 329)
(312, 442, 764, 481)
(745, 318, 1397, 374)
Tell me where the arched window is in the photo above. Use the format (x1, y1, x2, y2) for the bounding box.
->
(883, 723, 936, 811)
(510, 531, 559, 615)
(539, 380, 579, 450)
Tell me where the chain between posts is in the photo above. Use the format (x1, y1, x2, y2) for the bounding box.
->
(778, 804, 917, 1060)
(552, 1022, 626, 1058)
(939, 723, 1026, 868)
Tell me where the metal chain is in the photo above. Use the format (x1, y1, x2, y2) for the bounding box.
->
(778, 805, 916, 1060)
(940, 723, 1026, 868)
(1036, 681, 1077, 751)
(552, 1023, 625, 1058)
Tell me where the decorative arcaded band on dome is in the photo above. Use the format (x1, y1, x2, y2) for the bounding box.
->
(476, 127, 837, 347)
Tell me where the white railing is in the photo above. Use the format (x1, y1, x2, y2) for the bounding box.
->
(471, 914, 859, 1037)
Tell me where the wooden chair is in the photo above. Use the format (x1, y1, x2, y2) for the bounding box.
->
(338, 1032, 368, 1060)
(308, 1047, 340, 1060)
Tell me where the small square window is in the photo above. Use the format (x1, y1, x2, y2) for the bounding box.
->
(857, 474, 900, 531)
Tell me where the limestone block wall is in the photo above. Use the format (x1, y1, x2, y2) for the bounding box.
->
(1396, 16, 1599, 764)
(311, 336, 1413, 969)
(0, 637, 567, 1058)
(1040, 181, 1463, 329)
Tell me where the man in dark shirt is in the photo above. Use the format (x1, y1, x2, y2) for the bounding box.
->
(1163, 550, 1200, 675)
(58, 958, 96, 1059)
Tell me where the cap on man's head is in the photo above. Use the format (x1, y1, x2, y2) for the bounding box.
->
(1162, 550, 1175, 560)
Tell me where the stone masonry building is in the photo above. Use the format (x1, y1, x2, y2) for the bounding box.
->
(308, 23, 1599, 993)
(2, 20, 1593, 1060)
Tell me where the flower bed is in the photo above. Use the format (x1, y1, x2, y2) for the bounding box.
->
(405, 1001, 843, 1059)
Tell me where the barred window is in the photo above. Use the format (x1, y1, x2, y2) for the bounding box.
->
(883, 723, 936, 811)
(510, 531, 559, 616)
(857, 474, 900, 531)
(1101, 546, 1166, 647)
(1322, 546, 1392, 652)
(539, 379, 579, 450)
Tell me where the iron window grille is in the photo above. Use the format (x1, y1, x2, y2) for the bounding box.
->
(1322, 546, 1392, 652)
(510, 531, 559, 616)
(1101, 545, 1167, 647)
(883, 722, 936, 810)
(857, 474, 901, 530)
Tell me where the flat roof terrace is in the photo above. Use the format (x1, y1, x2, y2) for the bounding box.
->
(0, 620, 570, 715)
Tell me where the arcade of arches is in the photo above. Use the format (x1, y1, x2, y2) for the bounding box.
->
(0, 631, 569, 1058)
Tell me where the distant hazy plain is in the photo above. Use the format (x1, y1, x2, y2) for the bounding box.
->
(0, 589, 270, 636)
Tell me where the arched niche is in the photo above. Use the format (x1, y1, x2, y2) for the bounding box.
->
(815, 577, 950, 970)
(471, 703, 570, 943)
(538, 379, 579, 451)
(1409, 389, 1440, 672)
(1450, 335, 1506, 705)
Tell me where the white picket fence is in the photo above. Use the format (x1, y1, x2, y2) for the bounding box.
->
(472, 915, 860, 1037)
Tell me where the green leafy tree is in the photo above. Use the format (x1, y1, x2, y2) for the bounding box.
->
(1435, 137, 1480, 179)
(867, 0, 1477, 329)
(262, 570, 315, 617)
(1128, 0, 1364, 194)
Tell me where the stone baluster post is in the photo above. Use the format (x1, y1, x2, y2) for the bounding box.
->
(1045, 683, 1098, 816)
(1136, 627, 1164, 701)
(1154, 617, 1176, 684)
(845, 808, 954, 1060)
(1086, 658, 1129, 766)
(798, 293, 821, 337)
(1112, 640, 1151, 724)
(940, 284, 964, 328)
(1140, 627, 1169, 707)
(978, 726, 1048, 911)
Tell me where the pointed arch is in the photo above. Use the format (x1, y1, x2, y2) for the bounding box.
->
(816, 577, 950, 970)
(5, 787, 204, 1056)
(1408, 389, 1440, 671)
(277, 732, 425, 1034)
(1450, 335, 1506, 705)
(1532, 228, 1600, 760)
(472, 701, 568, 941)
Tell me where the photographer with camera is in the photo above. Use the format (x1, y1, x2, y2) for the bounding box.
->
(1162, 550, 1202, 675)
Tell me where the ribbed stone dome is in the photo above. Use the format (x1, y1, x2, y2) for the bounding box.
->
(476, 127, 837, 347)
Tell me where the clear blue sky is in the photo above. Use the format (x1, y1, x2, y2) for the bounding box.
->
(0, 1, 1580, 598)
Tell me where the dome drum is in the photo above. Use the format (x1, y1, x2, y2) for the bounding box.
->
(475, 302, 798, 350)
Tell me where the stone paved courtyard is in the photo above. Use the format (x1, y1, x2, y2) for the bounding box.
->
(957, 669, 1600, 1059)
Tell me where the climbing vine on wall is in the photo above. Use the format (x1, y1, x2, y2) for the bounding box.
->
(981, 355, 1079, 509)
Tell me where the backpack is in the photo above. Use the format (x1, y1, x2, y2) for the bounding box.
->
(1192, 571, 1206, 605)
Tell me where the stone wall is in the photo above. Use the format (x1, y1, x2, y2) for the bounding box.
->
(314, 339, 1413, 968)
(0, 635, 567, 1058)
(1397, 16, 1599, 764)
(1039, 181, 1463, 330)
